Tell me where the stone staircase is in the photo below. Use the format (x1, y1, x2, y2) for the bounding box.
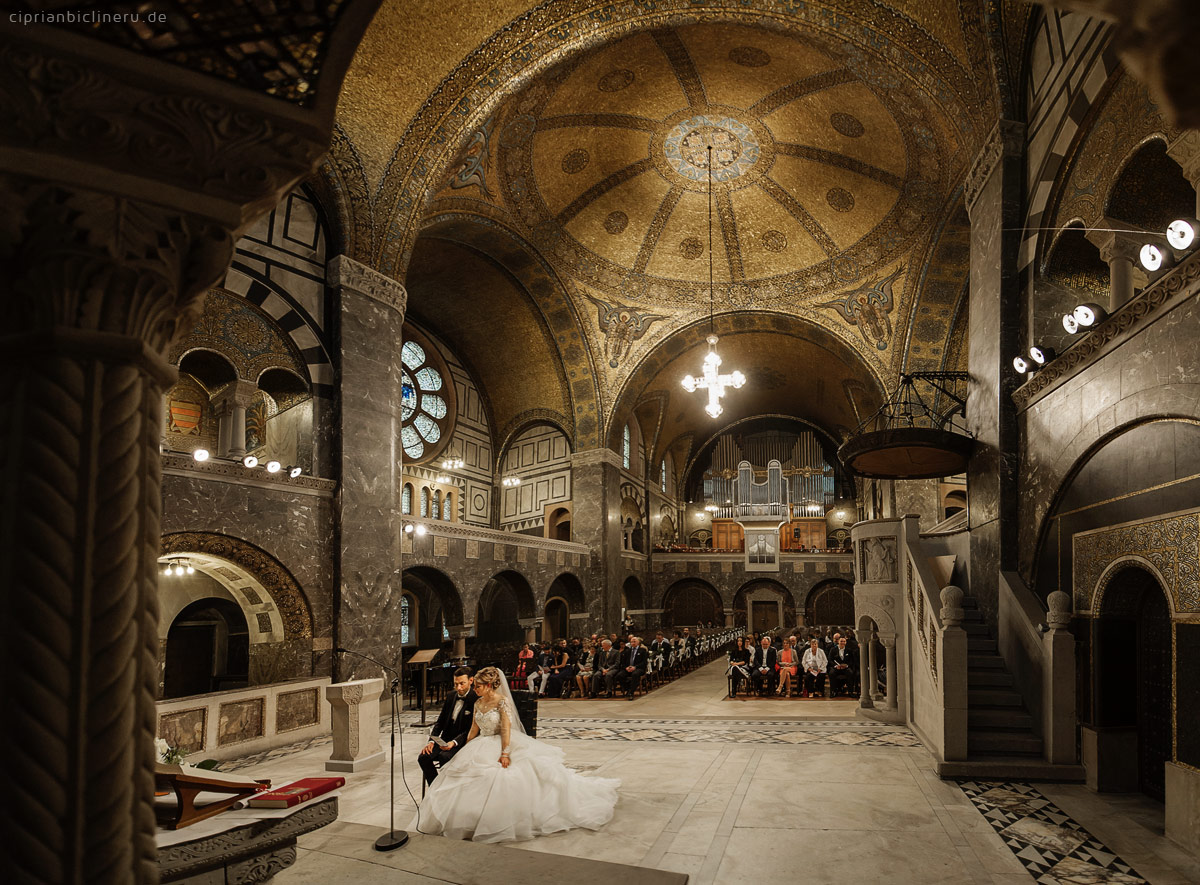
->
(939, 592, 1084, 780)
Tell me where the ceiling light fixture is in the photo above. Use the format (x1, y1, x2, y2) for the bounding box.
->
(502, 476, 521, 487)
(441, 455, 464, 471)
(680, 144, 745, 419)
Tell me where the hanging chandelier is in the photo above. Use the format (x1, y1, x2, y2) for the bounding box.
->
(681, 145, 745, 419)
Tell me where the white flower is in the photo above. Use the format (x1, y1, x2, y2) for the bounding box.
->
(155, 737, 171, 761)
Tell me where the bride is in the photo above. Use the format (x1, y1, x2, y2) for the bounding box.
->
(418, 666, 620, 843)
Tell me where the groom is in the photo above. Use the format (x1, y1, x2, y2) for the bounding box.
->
(419, 666, 476, 784)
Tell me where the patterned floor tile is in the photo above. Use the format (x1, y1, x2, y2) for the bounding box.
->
(959, 781, 1147, 884)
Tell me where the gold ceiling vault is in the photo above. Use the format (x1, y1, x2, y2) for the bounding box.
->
(330, 0, 996, 452)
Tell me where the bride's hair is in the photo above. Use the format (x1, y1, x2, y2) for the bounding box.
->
(474, 666, 503, 690)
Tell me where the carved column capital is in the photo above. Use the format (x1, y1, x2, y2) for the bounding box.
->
(327, 254, 407, 317)
(1167, 131, 1200, 184)
(212, 379, 261, 410)
(965, 120, 1025, 216)
(0, 176, 235, 360)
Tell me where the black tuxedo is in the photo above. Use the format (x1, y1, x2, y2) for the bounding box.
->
(828, 644, 857, 696)
(418, 689, 476, 784)
(751, 645, 778, 694)
(617, 644, 649, 698)
(650, 639, 672, 661)
(591, 647, 621, 696)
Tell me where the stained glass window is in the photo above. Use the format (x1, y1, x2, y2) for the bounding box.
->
(402, 484, 412, 515)
(400, 595, 411, 645)
(400, 334, 452, 464)
(661, 460, 667, 492)
(623, 424, 631, 470)
(444, 492, 453, 521)
(420, 487, 429, 518)
(432, 489, 441, 520)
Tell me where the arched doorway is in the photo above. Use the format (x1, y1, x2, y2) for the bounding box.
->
(621, 575, 644, 624)
(1093, 565, 1172, 800)
(547, 506, 572, 541)
(734, 580, 797, 633)
(663, 580, 723, 627)
(477, 571, 535, 644)
(806, 580, 855, 627)
(164, 598, 250, 698)
(402, 566, 466, 648)
(544, 598, 569, 641)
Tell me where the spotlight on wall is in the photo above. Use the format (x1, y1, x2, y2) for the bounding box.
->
(243, 455, 259, 468)
(1029, 345, 1055, 366)
(266, 460, 281, 474)
(415, 524, 427, 536)
(1139, 242, 1173, 273)
(193, 448, 210, 462)
(1166, 218, 1200, 251)
(186, 563, 194, 575)
(404, 523, 414, 534)
(1013, 355, 1030, 374)
(1074, 303, 1105, 327)
(289, 466, 302, 478)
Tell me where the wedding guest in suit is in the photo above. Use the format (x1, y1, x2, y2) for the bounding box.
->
(419, 667, 477, 784)
(574, 640, 597, 698)
(591, 639, 620, 698)
(527, 643, 554, 695)
(802, 638, 828, 698)
(618, 636, 649, 700)
(828, 636, 857, 697)
(751, 636, 778, 696)
(776, 635, 800, 697)
(728, 636, 751, 697)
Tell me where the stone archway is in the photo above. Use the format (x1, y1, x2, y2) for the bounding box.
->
(805, 579, 856, 627)
(663, 579, 724, 628)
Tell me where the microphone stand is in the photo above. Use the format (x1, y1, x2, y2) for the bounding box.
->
(336, 647, 409, 851)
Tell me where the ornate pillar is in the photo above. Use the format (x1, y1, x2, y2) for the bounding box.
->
(446, 625, 472, 663)
(570, 449, 625, 631)
(964, 120, 1026, 624)
(0, 179, 234, 885)
(868, 637, 881, 702)
(519, 618, 542, 646)
(327, 255, 408, 682)
(1085, 222, 1149, 313)
(881, 635, 898, 711)
(858, 639, 874, 709)
(212, 380, 258, 459)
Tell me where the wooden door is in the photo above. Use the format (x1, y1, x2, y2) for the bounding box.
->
(751, 601, 778, 633)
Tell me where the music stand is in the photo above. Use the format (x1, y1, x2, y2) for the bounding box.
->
(407, 649, 439, 727)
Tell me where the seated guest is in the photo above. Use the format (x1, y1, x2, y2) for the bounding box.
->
(776, 635, 799, 697)
(526, 643, 554, 695)
(574, 640, 596, 698)
(510, 643, 534, 689)
(544, 640, 573, 698)
(650, 631, 671, 669)
(828, 636, 857, 697)
(617, 636, 649, 700)
(727, 636, 751, 697)
(802, 638, 828, 698)
(418, 667, 476, 785)
(751, 636, 778, 696)
(590, 639, 620, 698)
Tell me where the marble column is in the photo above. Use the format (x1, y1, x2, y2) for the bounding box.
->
(212, 379, 259, 459)
(1085, 222, 1149, 313)
(446, 625, 472, 663)
(1167, 131, 1200, 218)
(964, 120, 1025, 624)
(868, 638, 882, 702)
(0, 178, 234, 885)
(519, 618, 542, 646)
(570, 449, 625, 631)
(858, 640, 874, 709)
(327, 255, 408, 682)
(881, 635, 898, 711)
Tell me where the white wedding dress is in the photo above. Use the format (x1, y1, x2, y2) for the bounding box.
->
(418, 692, 620, 843)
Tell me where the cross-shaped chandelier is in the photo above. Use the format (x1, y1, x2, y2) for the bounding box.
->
(681, 144, 746, 419)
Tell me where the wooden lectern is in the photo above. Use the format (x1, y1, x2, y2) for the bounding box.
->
(407, 648, 440, 727)
(154, 764, 270, 829)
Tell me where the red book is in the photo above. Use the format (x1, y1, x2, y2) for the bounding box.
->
(248, 777, 344, 808)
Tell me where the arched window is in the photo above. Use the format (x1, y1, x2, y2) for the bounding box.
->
(623, 424, 631, 470)
(661, 460, 667, 493)
(400, 338, 450, 462)
(444, 491, 453, 521)
(400, 594, 411, 645)
(432, 489, 442, 520)
(420, 487, 430, 518)
(402, 483, 413, 515)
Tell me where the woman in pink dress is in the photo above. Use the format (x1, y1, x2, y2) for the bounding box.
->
(776, 635, 800, 697)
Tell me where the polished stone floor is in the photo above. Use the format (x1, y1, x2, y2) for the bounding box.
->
(243, 660, 1200, 884)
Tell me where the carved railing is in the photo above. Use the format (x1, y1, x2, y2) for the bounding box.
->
(405, 517, 589, 555)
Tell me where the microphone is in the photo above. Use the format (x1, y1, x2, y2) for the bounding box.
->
(335, 647, 399, 678)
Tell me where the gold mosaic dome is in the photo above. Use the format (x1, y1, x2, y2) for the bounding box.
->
(496, 22, 950, 308)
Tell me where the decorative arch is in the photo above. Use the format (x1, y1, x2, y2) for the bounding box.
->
(546, 572, 586, 613)
(1091, 556, 1176, 618)
(401, 565, 466, 629)
(621, 576, 645, 613)
(663, 579, 724, 627)
(160, 532, 313, 639)
(734, 579, 798, 632)
(805, 579, 856, 627)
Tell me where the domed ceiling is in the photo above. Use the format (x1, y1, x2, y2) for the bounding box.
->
(498, 23, 949, 306)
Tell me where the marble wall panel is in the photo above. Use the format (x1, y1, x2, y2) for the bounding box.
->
(159, 707, 207, 754)
(217, 698, 264, 746)
(275, 687, 320, 733)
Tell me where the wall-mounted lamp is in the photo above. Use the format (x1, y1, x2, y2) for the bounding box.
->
(193, 449, 210, 462)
